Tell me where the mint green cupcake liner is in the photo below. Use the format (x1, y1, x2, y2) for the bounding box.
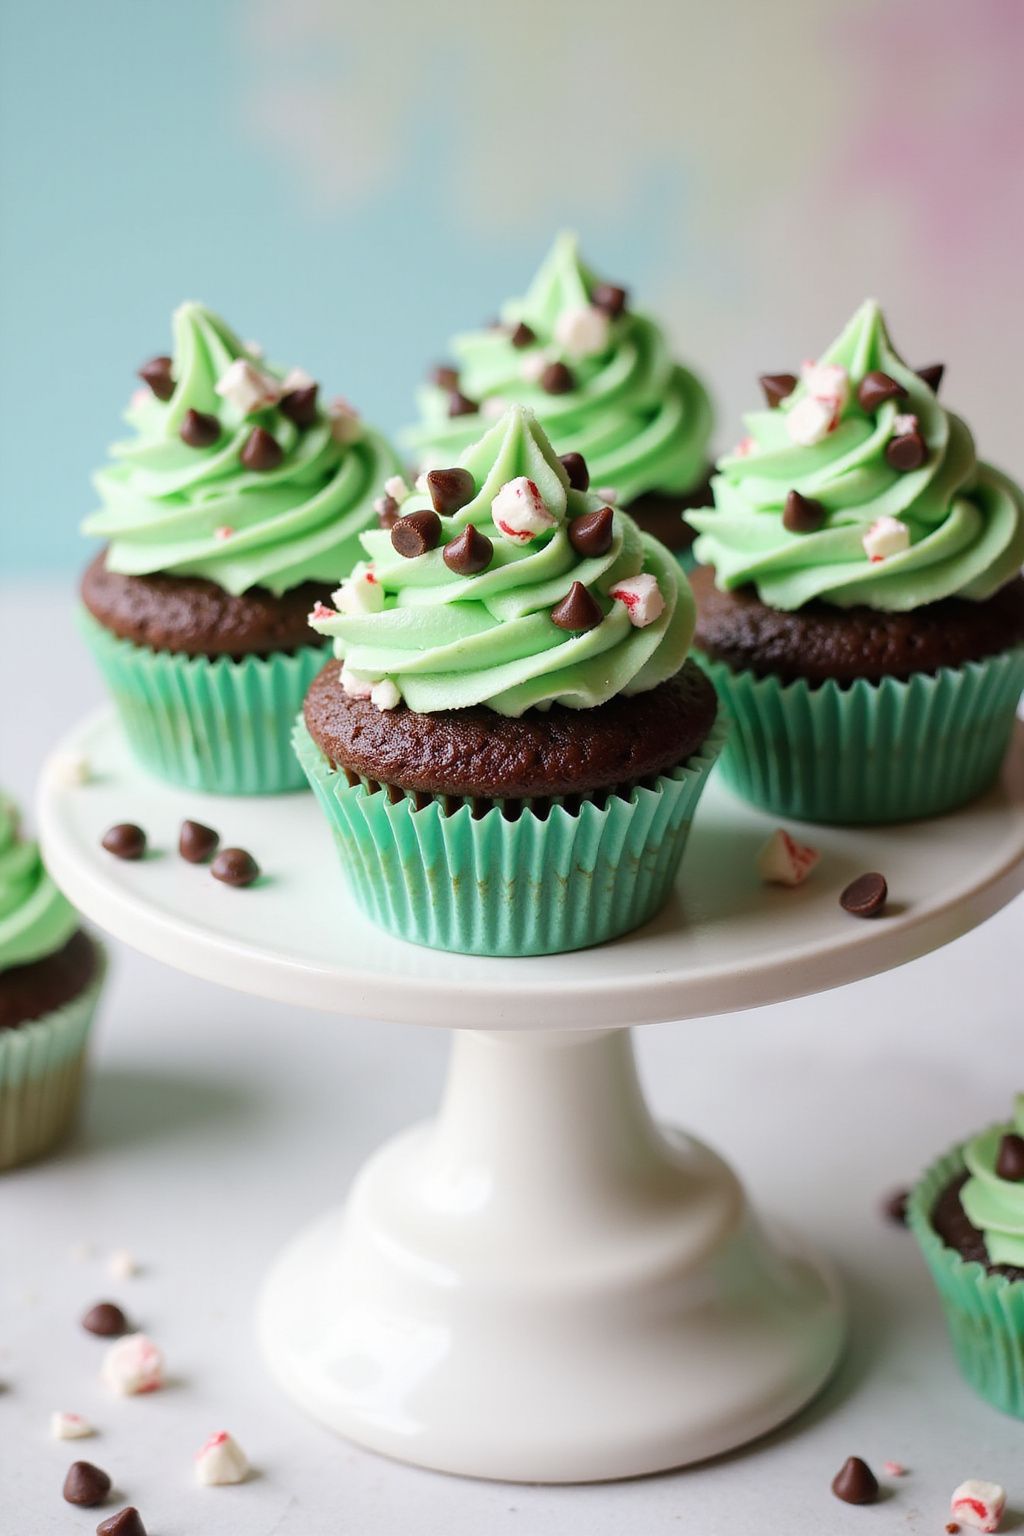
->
(293, 716, 726, 957)
(79, 609, 325, 794)
(696, 648, 1024, 824)
(0, 942, 106, 1171)
(908, 1134, 1024, 1418)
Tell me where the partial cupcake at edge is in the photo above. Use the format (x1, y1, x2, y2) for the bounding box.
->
(296, 405, 724, 957)
(402, 232, 714, 560)
(80, 301, 401, 795)
(0, 792, 105, 1170)
(687, 299, 1024, 824)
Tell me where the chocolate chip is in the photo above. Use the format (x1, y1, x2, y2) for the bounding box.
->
(840, 872, 887, 918)
(857, 370, 906, 413)
(550, 581, 603, 632)
(279, 383, 319, 428)
(431, 364, 459, 390)
(759, 372, 798, 409)
(137, 355, 174, 401)
(831, 1456, 879, 1505)
(179, 408, 220, 448)
(448, 389, 477, 418)
(591, 282, 628, 317)
(101, 824, 146, 861)
(947, 1525, 960, 1535)
(377, 494, 401, 529)
(82, 1301, 128, 1337)
(568, 506, 614, 557)
(426, 467, 475, 515)
(97, 1510, 147, 1536)
(211, 848, 260, 888)
(916, 362, 944, 394)
(64, 1461, 112, 1507)
(392, 508, 442, 558)
(559, 451, 590, 492)
(241, 426, 283, 472)
(783, 489, 825, 534)
(882, 1189, 909, 1226)
(443, 524, 493, 576)
(178, 820, 219, 864)
(885, 430, 926, 472)
(996, 1132, 1024, 1181)
(540, 361, 574, 395)
(510, 322, 536, 349)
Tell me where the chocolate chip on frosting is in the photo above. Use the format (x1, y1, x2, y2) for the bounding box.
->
(101, 824, 146, 861)
(211, 848, 260, 887)
(447, 389, 478, 418)
(392, 508, 441, 557)
(782, 489, 825, 534)
(432, 364, 459, 391)
(559, 451, 590, 492)
(443, 524, 493, 576)
(996, 1132, 1024, 1182)
(857, 370, 906, 413)
(550, 580, 603, 632)
(137, 355, 174, 401)
(279, 383, 319, 428)
(179, 408, 220, 448)
(426, 467, 475, 515)
(539, 361, 574, 395)
(759, 372, 797, 409)
(916, 362, 944, 394)
(376, 494, 401, 529)
(840, 872, 887, 918)
(568, 506, 614, 557)
(591, 282, 628, 317)
(510, 322, 536, 349)
(831, 1456, 879, 1505)
(240, 426, 283, 472)
(885, 429, 926, 472)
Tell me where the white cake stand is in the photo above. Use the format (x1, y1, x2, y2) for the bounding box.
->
(39, 710, 1024, 1483)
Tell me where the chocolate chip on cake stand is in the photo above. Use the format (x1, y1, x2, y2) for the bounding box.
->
(82, 1301, 129, 1337)
(831, 1455, 879, 1505)
(101, 825, 146, 861)
(211, 848, 260, 888)
(179, 820, 219, 864)
(840, 872, 888, 918)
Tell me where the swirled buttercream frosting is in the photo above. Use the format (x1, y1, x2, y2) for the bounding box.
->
(403, 232, 712, 505)
(961, 1098, 1024, 1266)
(0, 795, 78, 972)
(310, 406, 696, 717)
(84, 302, 401, 596)
(690, 299, 1024, 612)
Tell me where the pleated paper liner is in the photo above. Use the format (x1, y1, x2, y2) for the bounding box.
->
(293, 716, 726, 958)
(79, 609, 325, 794)
(908, 1136, 1024, 1419)
(696, 648, 1024, 824)
(0, 942, 106, 1171)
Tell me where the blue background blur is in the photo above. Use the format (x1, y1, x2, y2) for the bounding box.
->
(3, 0, 1022, 574)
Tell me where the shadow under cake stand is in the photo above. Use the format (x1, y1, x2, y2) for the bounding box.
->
(39, 710, 1024, 1483)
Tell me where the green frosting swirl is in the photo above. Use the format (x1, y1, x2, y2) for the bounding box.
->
(84, 302, 401, 597)
(690, 299, 1024, 612)
(311, 406, 695, 717)
(402, 232, 713, 505)
(0, 794, 78, 972)
(961, 1099, 1024, 1266)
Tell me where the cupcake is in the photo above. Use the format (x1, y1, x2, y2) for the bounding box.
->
(80, 302, 401, 794)
(688, 300, 1024, 824)
(403, 232, 714, 558)
(296, 405, 724, 956)
(909, 1097, 1024, 1418)
(0, 793, 105, 1169)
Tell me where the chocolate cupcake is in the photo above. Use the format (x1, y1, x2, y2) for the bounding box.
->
(0, 794, 105, 1169)
(80, 302, 401, 794)
(909, 1097, 1024, 1419)
(403, 232, 714, 557)
(688, 300, 1024, 823)
(297, 406, 724, 956)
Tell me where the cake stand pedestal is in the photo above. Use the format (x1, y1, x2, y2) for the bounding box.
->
(39, 711, 1024, 1483)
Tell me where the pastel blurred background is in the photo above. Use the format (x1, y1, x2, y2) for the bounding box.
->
(2, 0, 1022, 574)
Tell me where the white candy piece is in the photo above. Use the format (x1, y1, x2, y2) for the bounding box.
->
(308, 600, 336, 624)
(340, 664, 373, 701)
(129, 387, 150, 412)
(609, 574, 664, 628)
(520, 352, 549, 383)
(195, 1430, 250, 1487)
(595, 485, 618, 503)
(327, 396, 363, 444)
(51, 1411, 94, 1440)
(481, 395, 509, 419)
(786, 393, 837, 447)
(281, 365, 315, 393)
(801, 359, 849, 408)
(892, 411, 918, 436)
(492, 477, 557, 544)
(102, 1333, 164, 1396)
(215, 358, 281, 416)
(732, 436, 756, 459)
(334, 562, 383, 616)
(951, 1480, 1007, 1533)
(757, 829, 819, 887)
(863, 515, 910, 563)
(384, 474, 410, 505)
(51, 750, 91, 788)
(371, 679, 401, 712)
(108, 1247, 139, 1279)
(242, 339, 264, 359)
(554, 303, 610, 360)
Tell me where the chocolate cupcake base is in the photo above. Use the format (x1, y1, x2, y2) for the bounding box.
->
(0, 929, 98, 1031)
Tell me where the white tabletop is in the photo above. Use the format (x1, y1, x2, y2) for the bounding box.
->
(3, 577, 1024, 1534)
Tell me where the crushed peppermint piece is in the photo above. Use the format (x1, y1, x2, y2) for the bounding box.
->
(281, 366, 315, 394)
(340, 665, 373, 701)
(595, 485, 618, 502)
(327, 397, 363, 444)
(334, 562, 384, 615)
(308, 601, 336, 623)
(520, 353, 549, 383)
(51, 750, 91, 788)
(384, 474, 410, 505)
(108, 1249, 139, 1280)
(129, 387, 150, 412)
(371, 679, 401, 711)
(892, 412, 918, 437)
(214, 525, 234, 541)
(554, 304, 610, 359)
(863, 515, 909, 563)
(883, 1460, 907, 1477)
(786, 394, 838, 446)
(757, 829, 819, 886)
(492, 477, 557, 543)
(732, 436, 756, 458)
(195, 1430, 250, 1486)
(51, 1411, 95, 1441)
(801, 359, 849, 409)
(482, 395, 509, 419)
(950, 1480, 1006, 1533)
(215, 358, 281, 415)
(101, 1333, 164, 1396)
(609, 573, 664, 628)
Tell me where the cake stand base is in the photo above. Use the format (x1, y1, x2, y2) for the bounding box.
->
(258, 1027, 844, 1482)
